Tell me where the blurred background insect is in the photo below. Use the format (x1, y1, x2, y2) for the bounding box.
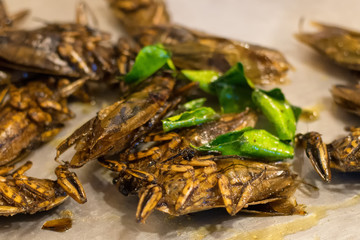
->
(0, 2, 116, 82)
(108, 0, 292, 85)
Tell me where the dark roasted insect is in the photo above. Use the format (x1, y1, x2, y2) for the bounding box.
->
(0, 77, 86, 166)
(0, 161, 68, 216)
(101, 109, 258, 195)
(296, 22, 360, 71)
(0, 3, 115, 81)
(297, 128, 360, 182)
(103, 154, 304, 223)
(109, 0, 291, 85)
(95, 108, 304, 223)
(97, 109, 300, 222)
(150, 157, 304, 221)
(56, 73, 177, 168)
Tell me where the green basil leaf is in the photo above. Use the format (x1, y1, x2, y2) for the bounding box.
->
(261, 88, 285, 101)
(211, 62, 255, 88)
(183, 98, 207, 110)
(162, 107, 219, 132)
(165, 58, 176, 70)
(216, 85, 255, 113)
(181, 69, 219, 93)
(252, 89, 296, 140)
(194, 128, 294, 160)
(210, 62, 255, 113)
(124, 44, 171, 83)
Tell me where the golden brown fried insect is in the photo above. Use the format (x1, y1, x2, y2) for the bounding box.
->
(109, 0, 291, 85)
(96, 109, 304, 224)
(100, 109, 258, 195)
(0, 3, 115, 80)
(153, 157, 304, 220)
(0, 161, 68, 216)
(0, 77, 87, 166)
(97, 109, 303, 223)
(134, 25, 291, 85)
(104, 154, 304, 223)
(296, 22, 360, 71)
(56, 73, 176, 168)
(297, 129, 360, 182)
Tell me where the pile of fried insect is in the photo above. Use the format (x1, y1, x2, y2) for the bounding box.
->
(1, 0, 359, 229)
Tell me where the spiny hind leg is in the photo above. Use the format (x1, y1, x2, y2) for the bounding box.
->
(233, 170, 266, 214)
(0, 165, 15, 176)
(12, 161, 55, 199)
(0, 161, 33, 207)
(218, 174, 234, 215)
(136, 184, 163, 223)
(123, 133, 182, 162)
(55, 165, 87, 204)
(218, 170, 267, 216)
(98, 158, 126, 172)
(55, 117, 95, 162)
(98, 158, 158, 184)
(296, 132, 331, 182)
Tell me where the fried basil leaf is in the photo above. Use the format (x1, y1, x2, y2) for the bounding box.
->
(210, 62, 255, 113)
(162, 107, 219, 132)
(181, 69, 219, 93)
(124, 44, 171, 83)
(183, 98, 207, 110)
(252, 89, 296, 141)
(194, 127, 294, 160)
